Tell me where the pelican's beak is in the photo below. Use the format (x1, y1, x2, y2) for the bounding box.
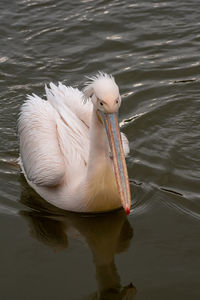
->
(100, 112, 131, 215)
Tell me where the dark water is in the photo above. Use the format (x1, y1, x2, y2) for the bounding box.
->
(0, 0, 200, 299)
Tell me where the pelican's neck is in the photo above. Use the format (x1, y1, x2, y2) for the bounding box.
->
(87, 107, 110, 177)
(83, 107, 120, 212)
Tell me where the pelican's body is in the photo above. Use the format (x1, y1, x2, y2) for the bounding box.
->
(18, 73, 131, 213)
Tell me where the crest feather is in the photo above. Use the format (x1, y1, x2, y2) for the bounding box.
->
(83, 72, 115, 102)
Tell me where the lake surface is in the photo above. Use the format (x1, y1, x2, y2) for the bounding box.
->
(0, 0, 200, 299)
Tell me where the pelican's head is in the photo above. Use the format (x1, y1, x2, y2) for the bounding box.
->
(84, 73, 121, 113)
(84, 72, 131, 215)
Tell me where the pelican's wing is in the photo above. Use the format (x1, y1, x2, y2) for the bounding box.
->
(44, 83, 91, 181)
(45, 82, 92, 128)
(18, 94, 66, 187)
(121, 132, 130, 156)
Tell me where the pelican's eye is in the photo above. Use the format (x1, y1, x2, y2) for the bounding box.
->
(97, 97, 104, 107)
(116, 98, 119, 104)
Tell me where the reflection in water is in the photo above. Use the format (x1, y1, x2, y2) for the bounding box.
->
(20, 178, 136, 299)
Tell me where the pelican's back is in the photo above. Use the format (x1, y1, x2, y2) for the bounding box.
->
(18, 84, 92, 191)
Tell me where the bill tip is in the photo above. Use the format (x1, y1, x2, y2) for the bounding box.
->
(125, 207, 130, 215)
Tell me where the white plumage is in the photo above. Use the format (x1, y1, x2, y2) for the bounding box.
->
(18, 73, 131, 214)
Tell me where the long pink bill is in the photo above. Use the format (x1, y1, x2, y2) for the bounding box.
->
(101, 112, 131, 215)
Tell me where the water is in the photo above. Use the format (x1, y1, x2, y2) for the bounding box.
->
(0, 0, 200, 299)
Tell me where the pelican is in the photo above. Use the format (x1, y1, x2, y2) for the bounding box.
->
(18, 72, 131, 214)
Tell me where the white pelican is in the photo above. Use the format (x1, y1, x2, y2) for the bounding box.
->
(18, 72, 131, 214)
